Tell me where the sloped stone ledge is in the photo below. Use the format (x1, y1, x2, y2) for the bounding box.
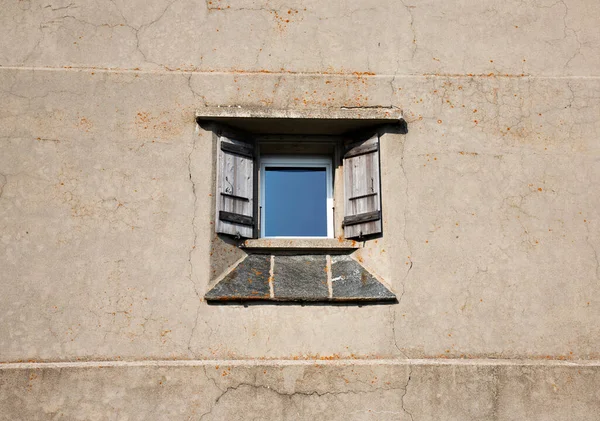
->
(205, 254, 396, 303)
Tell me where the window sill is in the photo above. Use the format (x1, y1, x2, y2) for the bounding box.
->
(205, 253, 396, 304)
(208, 238, 396, 304)
(239, 238, 361, 251)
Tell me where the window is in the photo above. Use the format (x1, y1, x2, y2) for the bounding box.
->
(260, 156, 333, 238)
(201, 111, 403, 303)
(214, 130, 383, 241)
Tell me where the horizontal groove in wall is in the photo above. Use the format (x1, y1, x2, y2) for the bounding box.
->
(1, 358, 600, 370)
(0, 65, 599, 79)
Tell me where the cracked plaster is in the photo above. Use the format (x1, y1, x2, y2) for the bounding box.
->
(0, 66, 599, 360)
(2, 361, 600, 420)
(1, 0, 599, 75)
(1, 0, 600, 417)
(0, 59, 600, 360)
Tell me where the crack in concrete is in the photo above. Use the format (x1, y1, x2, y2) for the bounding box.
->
(187, 306, 201, 355)
(104, 0, 153, 67)
(398, 135, 413, 307)
(0, 173, 6, 200)
(198, 379, 408, 420)
(187, 134, 201, 354)
(390, 307, 410, 359)
(38, 0, 180, 68)
(202, 365, 224, 392)
(559, 0, 582, 72)
(399, 0, 417, 60)
(130, 0, 182, 67)
(43, 3, 76, 12)
(186, 73, 207, 106)
(400, 365, 414, 421)
(32, 12, 142, 68)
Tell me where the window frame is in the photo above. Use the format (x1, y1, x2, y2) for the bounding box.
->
(259, 155, 334, 239)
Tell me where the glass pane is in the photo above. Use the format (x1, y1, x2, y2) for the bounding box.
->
(264, 167, 327, 237)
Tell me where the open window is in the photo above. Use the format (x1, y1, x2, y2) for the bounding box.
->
(260, 156, 334, 238)
(215, 130, 383, 240)
(201, 108, 405, 303)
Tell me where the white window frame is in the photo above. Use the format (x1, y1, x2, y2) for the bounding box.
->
(259, 156, 334, 239)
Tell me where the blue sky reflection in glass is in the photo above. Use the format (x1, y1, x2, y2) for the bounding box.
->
(264, 167, 327, 237)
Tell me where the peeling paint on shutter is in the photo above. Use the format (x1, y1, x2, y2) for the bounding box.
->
(343, 134, 382, 239)
(216, 135, 257, 238)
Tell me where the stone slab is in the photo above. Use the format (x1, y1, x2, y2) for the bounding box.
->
(206, 253, 396, 303)
(205, 254, 271, 301)
(240, 238, 360, 251)
(196, 106, 403, 121)
(272, 255, 329, 301)
(331, 255, 396, 301)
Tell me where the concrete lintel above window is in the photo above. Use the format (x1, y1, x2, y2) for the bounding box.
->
(196, 106, 405, 135)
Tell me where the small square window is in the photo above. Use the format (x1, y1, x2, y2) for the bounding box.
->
(260, 156, 333, 238)
(214, 131, 383, 241)
(201, 110, 403, 303)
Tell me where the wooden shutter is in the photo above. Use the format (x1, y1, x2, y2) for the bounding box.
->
(215, 134, 257, 238)
(343, 134, 382, 239)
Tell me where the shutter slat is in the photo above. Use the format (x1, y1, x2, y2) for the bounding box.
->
(343, 134, 382, 239)
(216, 135, 256, 238)
(220, 192, 250, 202)
(219, 211, 254, 226)
(344, 142, 378, 158)
(221, 140, 253, 158)
(348, 192, 377, 201)
(343, 210, 381, 226)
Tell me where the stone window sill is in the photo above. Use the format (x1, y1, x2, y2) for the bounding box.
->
(239, 238, 361, 251)
(205, 251, 396, 304)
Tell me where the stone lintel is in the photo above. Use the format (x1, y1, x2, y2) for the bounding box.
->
(196, 106, 403, 121)
(195, 106, 406, 135)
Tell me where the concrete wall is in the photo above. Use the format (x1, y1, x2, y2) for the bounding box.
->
(1, 0, 599, 419)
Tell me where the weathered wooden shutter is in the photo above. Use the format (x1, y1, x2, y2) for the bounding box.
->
(343, 134, 382, 239)
(215, 134, 257, 238)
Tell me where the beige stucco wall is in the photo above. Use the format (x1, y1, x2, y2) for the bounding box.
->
(1, 0, 599, 419)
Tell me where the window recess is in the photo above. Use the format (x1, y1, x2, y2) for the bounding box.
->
(215, 131, 383, 241)
(199, 108, 405, 303)
(200, 107, 406, 242)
